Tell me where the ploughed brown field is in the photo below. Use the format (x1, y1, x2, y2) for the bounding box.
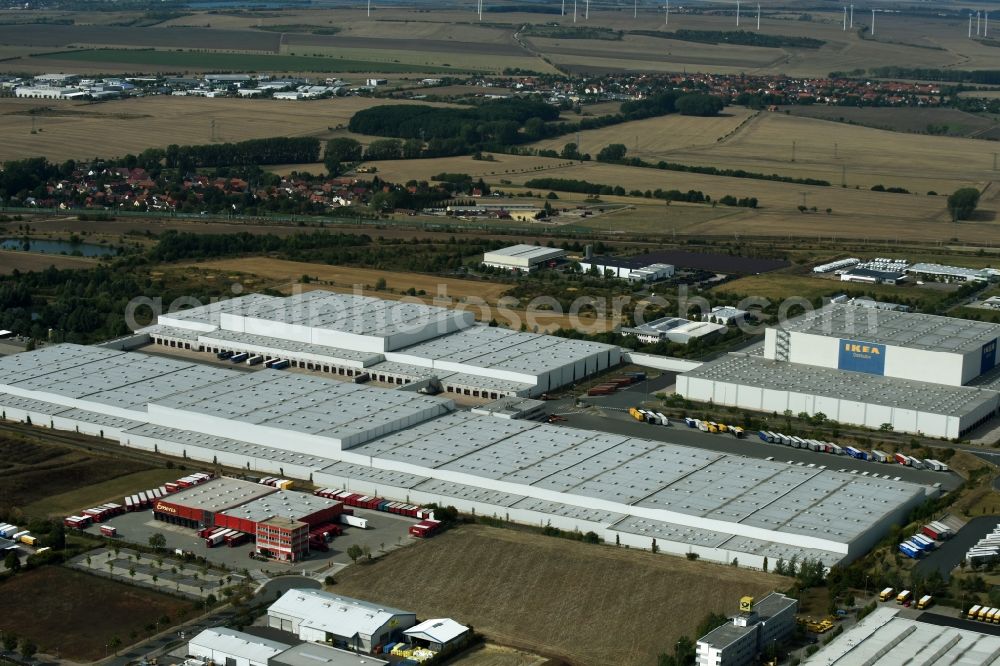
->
(333, 524, 789, 666)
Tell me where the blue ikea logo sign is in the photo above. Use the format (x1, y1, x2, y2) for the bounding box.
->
(838, 339, 886, 375)
(982, 340, 997, 375)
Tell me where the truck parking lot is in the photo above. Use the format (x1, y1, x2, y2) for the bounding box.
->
(559, 409, 963, 490)
(81, 505, 419, 575)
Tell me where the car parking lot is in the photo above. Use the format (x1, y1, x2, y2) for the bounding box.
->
(82, 505, 420, 575)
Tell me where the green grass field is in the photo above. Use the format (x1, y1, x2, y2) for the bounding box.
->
(25, 467, 181, 517)
(32, 48, 476, 73)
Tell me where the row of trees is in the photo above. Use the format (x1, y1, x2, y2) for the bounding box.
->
(634, 28, 825, 49)
(522, 176, 755, 207)
(348, 98, 560, 145)
(162, 137, 320, 169)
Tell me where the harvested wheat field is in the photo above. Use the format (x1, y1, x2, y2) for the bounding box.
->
(0, 249, 99, 275)
(181, 257, 511, 302)
(334, 525, 789, 666)
(529, 109, 758, 159)
(178, 257, 614, 332)
(0, 96, 459, 163)
(669, 112, 999, 194)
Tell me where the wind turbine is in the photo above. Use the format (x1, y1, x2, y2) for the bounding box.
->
(843, 6, 847, 30)
(665, 0, 669, 25)
(573, 0, 577, 22)
(561, 0, 565, 16)
(870, 8, 875, 36)
(970, 13, 974, 38)
(585, 0, 589, 20)
(634, 0, 638, 19)
(756, 3, 760, 30)
(849, 4, 853, 28)
(736, 0, 740, 27)
(977, 10, 982, 36)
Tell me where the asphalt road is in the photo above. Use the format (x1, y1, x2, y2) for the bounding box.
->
(577, 372, 678, 409)
(916, 609, 1000, 636)
(558, 410, 962, 490)
(915, 515, 1000, 580)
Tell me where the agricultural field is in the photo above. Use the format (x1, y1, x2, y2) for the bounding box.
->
(0, 96, 459, 163)
(0, 430, 163, 515)
(448, 645, 548, 666)
(0, 566, 190, 661)
(665, 111, 1000, 194)
(709, 272, 955, 310)
(0, 248, 99, 275)
(28, 48, 471, 74)
(177, 257, 615, 332)
(334, 524, 788, 666)
(528, 108, 758, 159)
(786, 106, 1000, 139)
(24, 468, 181, 518)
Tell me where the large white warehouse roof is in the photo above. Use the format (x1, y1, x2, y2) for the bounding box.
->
(803, 607, 1000, 666)
(0, 344, 931, 567)
(783, 304, 1000, 354)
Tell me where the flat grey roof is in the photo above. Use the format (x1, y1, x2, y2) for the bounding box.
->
(149, 370, 452, 443)
(784, 304, 1000, 353)
(160, 477, 277, 513)
(393, 325, 615, 375)
(235, 291, 468, 339)
(684, 353, 999, 418)
(220, 490, 341, 523)
(272, 641, 388, 666)
(700, 593, 797, 649)
(803, 607, 1000, 666)
(124, 423, 337, 469)
(484, 244, 565, 260)
(350, 411, 924, 546)
(199, 330, 382, 365)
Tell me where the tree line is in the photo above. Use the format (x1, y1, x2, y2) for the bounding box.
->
(522, 177, 757, 207)
(163, 137, 320, 169)
(633, 28, 825, 49)
(831, 66, 1000, 85)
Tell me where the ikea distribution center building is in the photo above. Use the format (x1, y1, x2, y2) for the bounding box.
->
(678, 304, 1000, 439)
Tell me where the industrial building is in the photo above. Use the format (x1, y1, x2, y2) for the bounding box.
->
(677, 353, 999, 439)
(704, 306, 749, 326)
(840, 267, 905, 285)
(270, 641, 388, 666)
(152, 477, 278, 528)
(481, 244, 565, 272)
(696, 594, 798, 666)
(578, 255, 675, 282)
(404, 619, 469, 651)
(675, 304, 1000, 438)
(763, 304, 1000, 386)
(268, 589, 416, 652)
(0, 343, 933, 567)
(187, 627, 390, 666)
(620, 317, 726, 345)
(216, 490, 343, 561)
(188, 628, 291, 666)
(906, 262, 997, 283)
(802, 607, 1000, 666)
(141, 291, 621, 398)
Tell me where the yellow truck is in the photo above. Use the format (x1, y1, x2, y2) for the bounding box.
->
(917, 595, 933, 610)
(879, 587, 895, 602)
(967, 605, 982, 620)
(986, 608, 998, 623)
(896, 590, 912, 605)
(628, 407, 644, 422)
(980, 607, 994, 622)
